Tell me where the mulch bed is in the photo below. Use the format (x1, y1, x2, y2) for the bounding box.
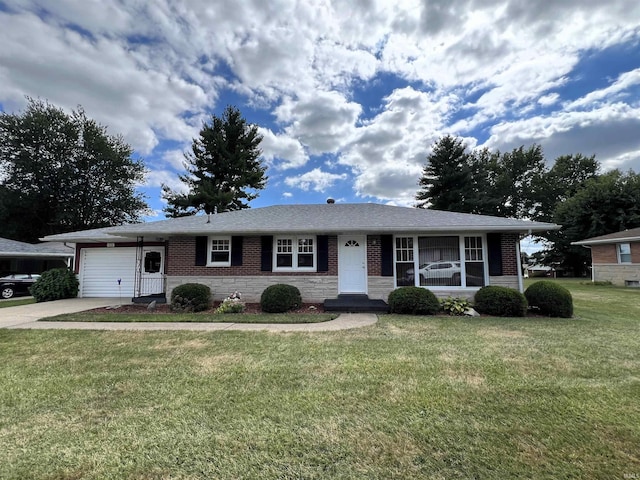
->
(89, 302, 326, 315)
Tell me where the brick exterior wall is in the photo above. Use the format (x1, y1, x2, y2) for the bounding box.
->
(162, 233, 523, 302)
(591, 244, 618, 264)
(590, 241, 640, 286)
(167, 236, 338, 277)
(367, 235, 382, 276)
(500, 233, 519, 276)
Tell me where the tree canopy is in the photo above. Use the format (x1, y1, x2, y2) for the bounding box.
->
(547, 170, 640, 275)
(415, 135, 639, 275)
(162, 106, 267, 217)
(0, 98, 148, 243)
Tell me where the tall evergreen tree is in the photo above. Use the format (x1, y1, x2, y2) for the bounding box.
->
(0, 98, 148, 242)
(162, 106, 267, 217)
(416, 135, 475, 212)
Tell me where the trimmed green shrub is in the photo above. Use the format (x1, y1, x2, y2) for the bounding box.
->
(170, 283, 211, 312)
(388, 286, 440, 315)
(525, 280, 573, 318)
(474, 286, 527, 317)
(30, 268, 79, 302)
(260, 284, 302, 313)
(441, 297, 471, 316)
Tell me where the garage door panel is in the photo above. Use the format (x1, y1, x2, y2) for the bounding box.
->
(80, 248, 136, 297)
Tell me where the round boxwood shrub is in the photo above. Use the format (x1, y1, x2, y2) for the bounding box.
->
(260, 284, 302, 313)
(388, 286, 440, 315)
(473, 286, 527, 317)
(30, 268, 79, 302)
(525, 280, 573, 318)
(170, 283, 211, 312)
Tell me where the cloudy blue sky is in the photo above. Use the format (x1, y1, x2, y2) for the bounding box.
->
(1, 0, 639, 225)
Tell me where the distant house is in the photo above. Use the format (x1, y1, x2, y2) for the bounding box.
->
(572, 227, 640, 287)
(0, 237, 74, 277)
(42, 203, 557, 307)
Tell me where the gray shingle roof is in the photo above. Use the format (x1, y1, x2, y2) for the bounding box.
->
(0, 237, 74, 257)
(572, 227, 640, 246)
(42, 204, 559, 242)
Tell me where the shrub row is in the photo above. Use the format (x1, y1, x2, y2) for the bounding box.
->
(169, 283, 303, 314)
(168, 280, 573, 318)
(386, 281, 573, 318)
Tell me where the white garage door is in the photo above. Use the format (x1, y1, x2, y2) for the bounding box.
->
(79, 248, 137, 297)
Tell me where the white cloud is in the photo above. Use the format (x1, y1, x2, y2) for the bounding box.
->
(1, 0, 640, 208)
(258, 128, 308, 170)
(275, 91, 362, 154)
(284, 168, 348, 192)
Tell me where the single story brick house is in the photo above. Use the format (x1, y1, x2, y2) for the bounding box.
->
(572, 227, 640, 287)
(42, 203, 557, 305)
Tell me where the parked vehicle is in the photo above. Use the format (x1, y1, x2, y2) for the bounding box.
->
(0, 274, 40, 299)
(407, 261, 462, 284)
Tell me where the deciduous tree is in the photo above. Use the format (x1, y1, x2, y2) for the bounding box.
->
(0, 98, 148, 242)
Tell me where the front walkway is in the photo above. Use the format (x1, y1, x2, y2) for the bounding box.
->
(0, 298, 378, 332)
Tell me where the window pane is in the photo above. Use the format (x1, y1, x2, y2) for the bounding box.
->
(211, 252, 230, 263)
(418, 237, 461, 287)
(465, 262, 485, 286)
(277, 239, 293, 253)
(277, 254, 293, 267)
(144, 251, 161, 273)
(395, 237, 414, 262)
(210, 238, 230, 264)
(396, 263, 414, 286)
(619, 243, 631, 263)
(298, 254, 314, 267)
(298, 238, 314, 253)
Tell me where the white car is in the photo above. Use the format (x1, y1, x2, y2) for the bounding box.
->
(407, 261, 461, 284)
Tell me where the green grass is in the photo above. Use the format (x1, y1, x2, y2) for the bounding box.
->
(46, 312, 338, 323)
(1, 279, 639, 479)
(0, 297, 36, 308)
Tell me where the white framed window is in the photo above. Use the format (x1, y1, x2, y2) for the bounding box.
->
(618, 243, 632, 264)
(209, 237, 231, 266)
(464, 236, 486, 287)
(395, 235, 487, 288)
(274, 236, 316, 271)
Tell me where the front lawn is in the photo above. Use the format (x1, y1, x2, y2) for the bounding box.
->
(1, 279, 639, 479)
(0, 297, 36, 308)
(46, 311, 338, 324)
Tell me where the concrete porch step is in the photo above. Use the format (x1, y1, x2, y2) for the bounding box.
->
(323, 294, 389, 313)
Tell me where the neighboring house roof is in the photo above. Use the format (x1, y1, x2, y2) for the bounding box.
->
(41, 225, 134, 244)
(572, 227, 640, 246)
(0, 237, 74, 257)
(42, 204, 559, 243)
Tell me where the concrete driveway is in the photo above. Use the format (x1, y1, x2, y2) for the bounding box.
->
(0, 298, 378, 332)
(0, 298, 117, 328)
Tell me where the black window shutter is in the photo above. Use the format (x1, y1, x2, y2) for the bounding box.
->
(317, 235, 329, 272)
(195, 236, 208, 266)
(381, 235, 394, 277)
(261, 236, 273, 272)
(487, 233, 503, 276)
(231, 236, 243, 266)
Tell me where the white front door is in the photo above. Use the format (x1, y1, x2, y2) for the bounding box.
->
(338, 235, 367, 294)
(139, 248, 164, 296)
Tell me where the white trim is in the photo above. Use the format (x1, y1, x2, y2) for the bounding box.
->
(393, 233, 489, 289)
(617, 243, 632, 264)
(207, 236, 231, 267)
(272, 235, 317, 272)
(515, 237, 524, 293)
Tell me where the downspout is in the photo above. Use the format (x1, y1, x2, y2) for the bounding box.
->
(516, 234, 525, 293)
